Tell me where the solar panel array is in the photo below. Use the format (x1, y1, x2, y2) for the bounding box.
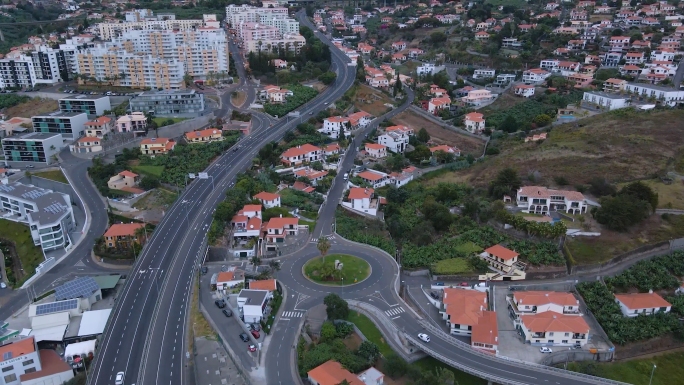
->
(55, 277, 100, 300)
(21, 189, 48, 200)
(35, 299, 79, 316)
(44, 202, 67, 214)
(0, 184, 15, 193)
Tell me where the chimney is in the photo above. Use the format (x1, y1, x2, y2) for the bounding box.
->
(649, 289, 653, 294)
(279, 214, 282, 218)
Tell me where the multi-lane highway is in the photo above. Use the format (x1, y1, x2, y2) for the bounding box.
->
(88, 11, 356, 385)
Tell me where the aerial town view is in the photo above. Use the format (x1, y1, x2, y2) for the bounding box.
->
(0, 0, 684, 384)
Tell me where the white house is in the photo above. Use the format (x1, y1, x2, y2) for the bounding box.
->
(464, 112, 485, 134)
(348, 111, 373, 129)
(614, 292, 672, 317)
(519, 312, 590, 347)
(357, 170, 391, 188)
(522, 68, 551, 84)
(511, 291, 581, 317)
(417, 63, 442, 76)
(320, 116, 350, 139)
(280, 144, 323, 166)
(254, 191, 281, 208)
(651, 50, 676, 62)
(237, 289, 271, 323)
(514, 84, 535, 98)
(473, 68, 496, 79)
(342, 187, 378, 216)
(582, 91, 630, 110)
(516, 186, 587, 215)
(428, 97, 451, 113)
(364, 143, 388, 159)
(216, 270, 245, 292)
(623, 83, 684, 106)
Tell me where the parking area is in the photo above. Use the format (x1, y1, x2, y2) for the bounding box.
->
(199, 264, 261, 371)
(492, 283, 612, 363)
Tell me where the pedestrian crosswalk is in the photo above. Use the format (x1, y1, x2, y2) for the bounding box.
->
(385, 307, 405, 318)
(281, 311, 304, 318)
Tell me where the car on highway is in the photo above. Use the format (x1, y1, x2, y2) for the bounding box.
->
(114, 371, 124, 385)
(539, 347, 552, 353)
(222, 309, 233, 317)
(239, 333, 250, 342)
(0, 282, 6, 289)
(435, 282, 444, 286)
(248, 344, 257, 352)
(251, 330, 260, 339)
(418, 333, 430, 343)
(215, 299, 226, 308)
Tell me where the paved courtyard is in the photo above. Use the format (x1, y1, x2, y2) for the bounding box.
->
(194, 337, 247, 385)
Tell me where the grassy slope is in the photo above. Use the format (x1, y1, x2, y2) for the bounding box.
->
(566, 351, 684, 385)
(0, 219, 44, 285)
(33, 170, 69, 184)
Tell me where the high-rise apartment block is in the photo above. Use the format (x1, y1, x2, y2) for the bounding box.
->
(99, 10, 204, 40)
(226, 5, 306, 53)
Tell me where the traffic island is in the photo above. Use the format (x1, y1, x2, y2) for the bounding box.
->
(303, 253, 371, 286)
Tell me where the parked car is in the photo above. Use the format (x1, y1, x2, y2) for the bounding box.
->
(222, 309, 232, 317)
(251, 330, 260, 339)
(214, 299, 226, 308)
(435, 282, 444, 286)
(248, 344, 257, 352)
(460, 282, 469, 287)
(0, 282, 6, 289)
(250, 323, 261, 332)
(25, 165, 34, 169)
(539, 347, 552, 353)
(239, 332, 250, 342)
(429, 291, 439, 300)
(114, 372, 124, 385)
(418, 333, 430, 343)
(201, 266, 208, 275)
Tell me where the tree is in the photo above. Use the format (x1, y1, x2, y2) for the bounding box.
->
(323, 293, 349, 320)
(393, 77, 402, 96)
(356, 56, 366, 82)
(318, 71, 337, 85)
(619, 181, 658, 212)
(249, 256, 262, 271)
(417, 128, 430, 143)
(183, 72, 193, 87)
(268, 260, 281, 278)
(593, 194, 650, 232)
(357, 340, 380, 363)
(533, 114, 552, 127)
(498, 115, 518, 133)
(588, 178, 616, 197)
(320, 321, 337, 342)
(317, 236, 331, 258)
(488, 168, 522, 199)
(139, 176, 160, 190)
(383, 354, 408, 378)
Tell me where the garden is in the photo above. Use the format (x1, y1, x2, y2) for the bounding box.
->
(263, 84, 319, 118)
(0, 219, 44, 287)
(303, 254, 370, 286)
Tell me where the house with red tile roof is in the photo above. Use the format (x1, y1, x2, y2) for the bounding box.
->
(364, 143, 388, 159)
(342, 187, 378, 215)
(292, 181, 315, 194)
(280, 144, 323, 166)
(20, 349, 74, 384)
(140, 137, 175, 157)
(479, 244, 519, 272)
(514, 84, 535, 98)
(216, 269, 245, 291)
(264, 216, 299, 245)
(323, 143, 341, 157)
(70, 136, 103, 154)
(294, 167, 328, 185)
(515, 186, 587, 215)
(464, 112, 485, 134)
(440, 288, 498, 352)
(103, 223, 146, 248)
(519, 311, 590, 347)
(84, 116, 113, 138)
(249, 279, 277, 291)
(107, 170, 140, 190)
(307, 360, 364, 385)
(185, 128, 223, 143)
(254, 192, 281, 208)
(615, 291, 672, 317)
(430, 144, 461, 157)
(511, 291, 581, 317)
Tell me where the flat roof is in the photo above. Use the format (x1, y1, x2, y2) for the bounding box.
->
(0, 182, 71, 225)
(135, 89, 199, 97)
(78, 309, 112, 336)
(64, 339, 96, 358)
(92, 274, 121, 290)
(584, 91, 628, 100)
(238, 289, 268, 305)
(33, 111, 87, 118)
(29, 325, 68, 342)
(626, 82, 683, 92)
(1, 132, 61, 141)
(60, 94, 109, 101)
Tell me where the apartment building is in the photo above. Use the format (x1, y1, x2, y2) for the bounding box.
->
(59, 95, 111, 117)
(32, 112, 88, 142)
(226, 5, 297, 33)
(0, 57, 37, 89)
(59, 36, 96, 75)
(116, 112, 147, 134)
(98, 13, 205, 40)
(84, 116, 114, 138)
(240, 23, 306, 53)
(0, 337, 43, 385)
(473, 68, 495, 79)
(70, 136, 103, 153)
(29, 46, 68, 85)
(129, 90, 206, 117)
(227, 5, 305, 53)
(140, 137, 176, 156)
(0, 182, 76, 251)
(77, 47, 186, 90)
(357, 170, 390, 188)
(516, 186, 587, 215)
(582, 91, 630, 110)
(623, 83, 684, 106)
(364, 143, 388, 159)
(522, 68, 551, 84)
(2, 133, 63, 164)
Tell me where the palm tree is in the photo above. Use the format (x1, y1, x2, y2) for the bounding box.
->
(134, 225, 148, 246)
(317, 237, 331, 262)
(118, 72, 127, 86)
(249, 256, 262, 272)
(268, 260, 281, 279)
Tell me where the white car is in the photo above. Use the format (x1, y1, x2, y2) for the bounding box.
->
(0, 282, 6, 289)
(114, 371, 124, 385)
(539, 347, 552, 353)
(417, 333, 430, 343)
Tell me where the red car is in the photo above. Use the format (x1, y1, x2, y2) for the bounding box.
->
(248, 344, 257, 352)
(251, 330, 260, 339)
(460, 282, 469, 287)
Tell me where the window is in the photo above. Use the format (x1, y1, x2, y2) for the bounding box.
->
(23, 367, 36, 374)
(4, 374, 17, 383)
(22, 360, 34, 366)
(562, 340, 568, 343)
(564, 333, 570, 337)
(2, 366, 13, 372)
(549, 332, 554, 336)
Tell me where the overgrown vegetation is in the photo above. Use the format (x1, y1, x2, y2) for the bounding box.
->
(0, 94, 29, 109)
(263, 84, 319, 117)
(0, 219, 45, 287)
(335, 208, 396, 256)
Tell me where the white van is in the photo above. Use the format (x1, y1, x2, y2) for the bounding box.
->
(343, 173, 349, 180)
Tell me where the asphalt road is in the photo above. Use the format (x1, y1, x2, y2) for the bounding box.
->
(88, 11, 357, 385)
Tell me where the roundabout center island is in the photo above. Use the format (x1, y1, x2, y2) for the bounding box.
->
(303, 253, 371, 286)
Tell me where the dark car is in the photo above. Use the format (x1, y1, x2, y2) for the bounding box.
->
(239, 332, 250, 342)
(222, 309, 233, 317)
(435, 282, 444, 286)
(214, 299, 226, 308)
(201, 266, 208, 275)
(429, 291, 439, 300)
(251, 330, 260, 339)
(250, 323, 261, 332)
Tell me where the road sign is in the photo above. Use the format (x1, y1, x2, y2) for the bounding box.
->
(188, 173, 196, 179)
(198, 172, 209, 179)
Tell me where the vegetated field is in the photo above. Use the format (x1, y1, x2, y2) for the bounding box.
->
(394, 60, 421, 75)
(33, 170, 69, 184)
(131, 164, 165, 178)
(133, 188, 177, 213)
(353, 85, 395, 116)
(431, 257, 474, 275)
(5, 97, 58, 118)
(346, 311, 394, 357)
(566, 351, 683, 385)
(484, 0, 527, 6)
(263, 84, 318, 117)
(335, 208, 395, 256)
(452, 109, 684, 188)
(152, 117, 186, 127)
(303, 254, 371, 285)
(392, 110, 486, 156)
(618, 179, 684, 210)
(413, 357, 487, 385)
(231, 91, 246, 107)
(479, 89, 530, 115)
(0, 219, 44, 286)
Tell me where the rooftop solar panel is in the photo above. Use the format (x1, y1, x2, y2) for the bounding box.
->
(35, 299, 79, 316)
(55, 277, 100, 300)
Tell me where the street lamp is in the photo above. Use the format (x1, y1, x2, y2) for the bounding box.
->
(649, 364, 656, 385)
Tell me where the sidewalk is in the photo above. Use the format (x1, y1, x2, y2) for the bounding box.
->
(193, 337, 247, 385)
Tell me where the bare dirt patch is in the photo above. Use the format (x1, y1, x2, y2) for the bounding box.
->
(342, 331, 363, 351)
(479, 88, 530, 115)
(231, 91, 246, 108)
(6, 97, 58, 118)
(353, 85, 395, 116)
(392, 110, 486, 156)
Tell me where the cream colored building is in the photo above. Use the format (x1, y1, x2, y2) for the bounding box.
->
(116, 112, 148, 134)
(98, 18, 205, 41)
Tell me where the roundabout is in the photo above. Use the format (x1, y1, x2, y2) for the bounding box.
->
(302, 253, 371, 286)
